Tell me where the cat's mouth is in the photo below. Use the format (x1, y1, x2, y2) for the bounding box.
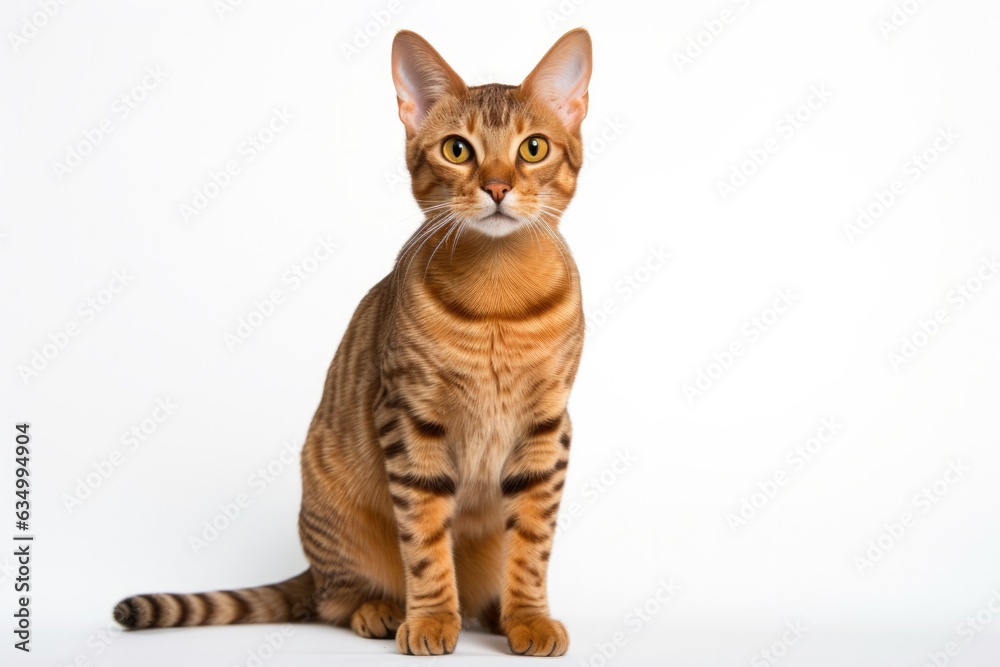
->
(469, 211, 522, 238)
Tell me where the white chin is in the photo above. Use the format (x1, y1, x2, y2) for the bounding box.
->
(468, 213, 524, 238)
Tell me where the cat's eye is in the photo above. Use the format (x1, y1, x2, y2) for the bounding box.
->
(518, 136, 549, 163)
(442, 137, 473, 164)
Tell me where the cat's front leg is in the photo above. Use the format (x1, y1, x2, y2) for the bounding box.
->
(376, 395, 461, 656)
(499, 411, 572, 657)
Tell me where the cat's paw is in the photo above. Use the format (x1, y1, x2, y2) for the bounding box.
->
(350, 600, 404, 639)
(505, 615, 569, 657)
(395, 612, 461, 655)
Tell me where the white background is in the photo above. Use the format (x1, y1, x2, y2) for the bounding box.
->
(2, 0, 1000, 665)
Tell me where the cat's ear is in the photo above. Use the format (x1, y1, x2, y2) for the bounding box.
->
(521, 28, 592, 132)
(391, 31, 466, 135)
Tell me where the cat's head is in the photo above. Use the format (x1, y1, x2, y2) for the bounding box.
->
(391, 29, 592, 239)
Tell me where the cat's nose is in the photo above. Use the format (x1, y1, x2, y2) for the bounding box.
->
(483, 180, 511, 203)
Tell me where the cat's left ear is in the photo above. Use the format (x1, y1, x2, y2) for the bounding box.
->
(392, 31, 466, 135)
(521, 28, 592, 132)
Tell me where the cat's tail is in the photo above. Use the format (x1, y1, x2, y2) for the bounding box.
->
(113, 569, 316, 630)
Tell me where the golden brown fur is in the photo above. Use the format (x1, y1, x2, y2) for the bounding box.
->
(113, 28, 592, 657)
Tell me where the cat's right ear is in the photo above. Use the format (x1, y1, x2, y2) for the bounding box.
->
(391, 31, 466, 135)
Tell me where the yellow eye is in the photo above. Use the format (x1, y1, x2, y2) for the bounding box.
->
(518, 136, 549, 163)
(442, 137, 473, 164)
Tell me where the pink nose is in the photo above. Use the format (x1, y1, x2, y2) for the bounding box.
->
(483, 180, 511, 203)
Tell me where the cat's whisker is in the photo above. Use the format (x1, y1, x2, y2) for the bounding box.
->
(387, 203, 454, 232)
(523, 216, 544, 253)
(395, 214, 453, 280)
(424, 217, 463, 279)
(449, 218, 471, 262)
(529, 211, 572, 274)
(397, 219, 446, 265)
(400, 212, 459, 280)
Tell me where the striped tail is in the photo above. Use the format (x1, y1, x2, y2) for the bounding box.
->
(113, 569, 316, 630)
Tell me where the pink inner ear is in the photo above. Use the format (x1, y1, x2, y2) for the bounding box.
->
(523, 31, 592, 130)
(391, 32, 466, 132)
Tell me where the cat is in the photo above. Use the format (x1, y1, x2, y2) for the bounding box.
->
(113, 27, 591, 657)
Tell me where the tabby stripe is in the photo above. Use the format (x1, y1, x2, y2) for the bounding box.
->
(541, 501, 560, 519)
(559, 433, 571, 449)
(377, 418, 399, 438)
(553, 459, 568, 471)
(512, 571, 532, 587)
(410, 558, 432, 578)
(174, 594, 190, 627)
(514, 526, 547, 543)
(382, 441, 407, 459)
(501, 468, 556, 497)
(195, 593, 215, 624)
(390, 493, 411, 509)
(299, 512, 341, 547)
(229, 591, 251, 623)
(410, 414, 446, 438)
(385, 396, 410, 411)
(145, 594, 161, 626)
(267, 584, 291, 610)
(301, 536, 341, 568)
(115, 599, 138, 628)
(512, 557, 540, 577)
(528, 415, 564, 437)
(388, 472, 456, 495)
(422, 518, 452, 546)
(413, 583, 448, 601)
